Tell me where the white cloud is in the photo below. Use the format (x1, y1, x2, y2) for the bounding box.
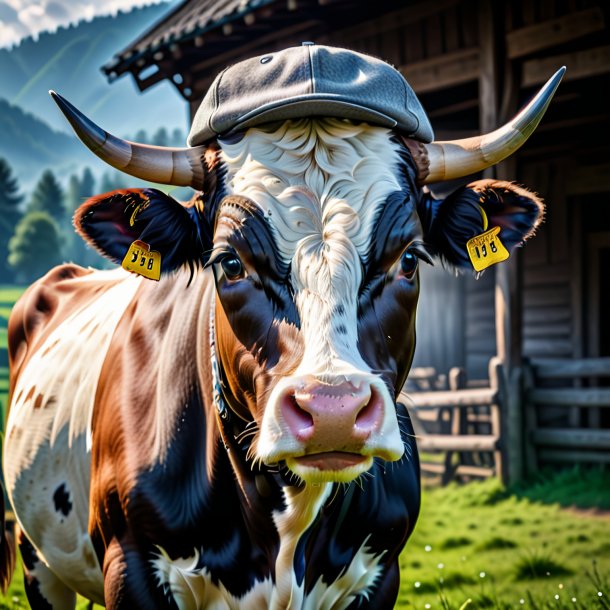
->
(0, 0, 174, 48)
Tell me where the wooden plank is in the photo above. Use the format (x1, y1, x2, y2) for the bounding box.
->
(529, 387, 610, 406)
(399, 48, 480, 93)
(531, 357, 610, 379)
(524, 264, 570, 286)
(523, 337, 574, 356)
(338, 0, 460, 43)
(455, 464, 496, 477)
(523, 45, 610, 87)
(418, 434, 498, 452)
(409, 387, 497, 408)
(566, 164, 610, 196)
(526, 325, 572, 338)
(524, 286, 570, 307)
(506, 8, 605, 59)
(532, 428, 610, 449)
(538, 449, 610, 464)
(523, 306, 571, 325)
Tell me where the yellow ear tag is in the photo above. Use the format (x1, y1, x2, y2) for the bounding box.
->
(466, 226, 509, 272)
(121, 240, 161, 281)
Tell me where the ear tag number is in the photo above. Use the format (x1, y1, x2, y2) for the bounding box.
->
(121, 240, 161, 280)
(466, 226, 509, 272)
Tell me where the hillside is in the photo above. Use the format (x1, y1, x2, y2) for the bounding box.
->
(0, 2, 190, 189)
(0, 98, 83, 185)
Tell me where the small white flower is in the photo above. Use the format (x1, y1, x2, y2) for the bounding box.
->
(599, 592, 604, 597)
(425, 604, 431, 609)
(479, 571, 486, 578)
(437, 563, 444, 569)
(555, 594, 559, 600)
(414, 581, 421, 589)
(571, 597, 577, 603)
(519, 600, 525, 605)
(424, 545, 432, 552)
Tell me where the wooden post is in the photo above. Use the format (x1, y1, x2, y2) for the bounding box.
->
(479, 0, 525, 482)
(489, 356, 508, 483)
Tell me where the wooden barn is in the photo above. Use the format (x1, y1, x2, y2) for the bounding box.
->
(103, 0, 610, 481)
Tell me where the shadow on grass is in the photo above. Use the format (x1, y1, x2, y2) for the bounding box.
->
(510, 466, 610, 511)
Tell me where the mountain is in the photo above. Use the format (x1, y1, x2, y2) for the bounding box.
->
(0, 2, 190, 189)
(0, 98, 83, 185)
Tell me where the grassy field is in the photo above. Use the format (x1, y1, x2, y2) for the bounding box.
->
(0, 285, 609, 608)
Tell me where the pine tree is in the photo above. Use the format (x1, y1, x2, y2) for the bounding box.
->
(0, 158, 24, 282)
(8, 212, 63, 283)
(27, 169, 66, 223)
(152, 127, 169, 147)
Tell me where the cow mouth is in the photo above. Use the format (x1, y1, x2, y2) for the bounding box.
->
(293, 451, 367, 470)
(284, 452, 374, 483)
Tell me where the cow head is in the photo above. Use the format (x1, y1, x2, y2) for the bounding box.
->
(52, 46, 562, 484)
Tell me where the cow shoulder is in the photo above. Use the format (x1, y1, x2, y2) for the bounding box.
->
(7, 265, 94, 390)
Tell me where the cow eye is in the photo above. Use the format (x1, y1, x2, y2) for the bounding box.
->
(400, 251, 418, 279)
(220, 255, 244, 280)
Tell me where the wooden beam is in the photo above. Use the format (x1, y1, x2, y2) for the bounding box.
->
(409, 387, 498, 408)
(417, 434, 499, 452)
(506, 8, 605, 59)
(337, 0, 460, 43)
(530, 357, 610, 379)
(538, 449, 610, 464)
(528, 387, 610, 406)
(399, 48, 480, 93)
(566, 164, 610, 196)
(532, 428, 610, 449)
(522, 45, 610, 87)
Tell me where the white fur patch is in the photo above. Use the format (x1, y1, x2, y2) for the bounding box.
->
(4, 268, 141, 603)
(221, 120, 406, 466)
(152, 484, 383, 609)
(221, 119, 403, 376)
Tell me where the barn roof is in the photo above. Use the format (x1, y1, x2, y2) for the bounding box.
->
(102, 0, 410, 102)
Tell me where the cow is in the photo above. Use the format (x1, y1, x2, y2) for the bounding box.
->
(0, 44, 563, 609)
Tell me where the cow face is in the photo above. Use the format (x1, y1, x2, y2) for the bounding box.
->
(211, 119, 421, 483)
(73, 118, 543, 485)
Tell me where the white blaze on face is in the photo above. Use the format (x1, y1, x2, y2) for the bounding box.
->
(220, 119, 406, 470)
(221, 119, 403, 376)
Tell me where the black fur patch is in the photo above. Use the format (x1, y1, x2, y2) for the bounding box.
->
(53, 483, 72, 517)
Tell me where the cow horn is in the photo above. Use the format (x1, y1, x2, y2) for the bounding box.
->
(49, 91, 206, 190)
(408, 67, 565, 184)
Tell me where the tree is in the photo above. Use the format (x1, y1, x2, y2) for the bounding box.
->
(152, 127, 169, 147)
(0, 157, 24, 282)
(66, 167, 96, 215)
(8, 212, 63, 283)
(27, 169, 66, 223)
(171, 127, 185, 147)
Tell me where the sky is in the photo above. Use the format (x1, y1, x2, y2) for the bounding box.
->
(0, 0, 176, 48)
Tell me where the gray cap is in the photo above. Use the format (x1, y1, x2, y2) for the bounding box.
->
(187, 43, 434, 146)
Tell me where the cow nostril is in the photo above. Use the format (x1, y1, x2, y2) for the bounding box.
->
(283, 393, 314, 438)
(355, 387, 382, 432)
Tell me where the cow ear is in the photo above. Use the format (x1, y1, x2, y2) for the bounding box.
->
(418, 179, 544, 272)
(74, 188, 210, 278)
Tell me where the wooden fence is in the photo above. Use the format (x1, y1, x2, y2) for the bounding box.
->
(523, 357, 610, 473)
(401, 357, 508, 484)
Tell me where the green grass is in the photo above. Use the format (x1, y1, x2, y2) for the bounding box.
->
(397, 472, 610, 609)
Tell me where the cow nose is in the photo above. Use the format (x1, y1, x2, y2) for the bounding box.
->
(280, 379, 383, 447)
